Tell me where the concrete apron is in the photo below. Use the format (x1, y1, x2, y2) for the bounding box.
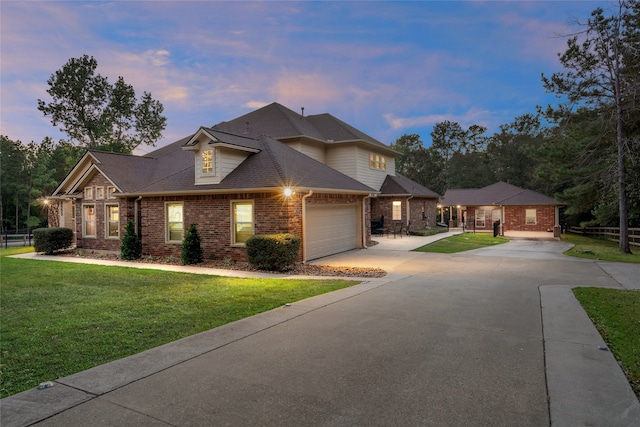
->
(2, 239, 639, 426)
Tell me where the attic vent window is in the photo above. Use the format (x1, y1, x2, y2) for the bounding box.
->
(202, 150, 213, 173)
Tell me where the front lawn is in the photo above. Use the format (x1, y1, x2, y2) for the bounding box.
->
(0, 248, 356, 398)
(413, 232, 508, 253)
(562, 233, 640, 264)
(573, 287, 640, 399)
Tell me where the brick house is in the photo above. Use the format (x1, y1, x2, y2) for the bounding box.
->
(50, 103, 439, 261)
(440, 182, 560, 235)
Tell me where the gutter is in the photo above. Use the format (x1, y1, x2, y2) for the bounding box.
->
(301, 190, 314, 263)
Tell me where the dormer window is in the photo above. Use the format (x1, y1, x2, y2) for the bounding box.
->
(370, 153, 386, 170)
(202, 150, 213, 173)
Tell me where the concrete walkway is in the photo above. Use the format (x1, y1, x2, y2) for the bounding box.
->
(2, 235, 639, 426)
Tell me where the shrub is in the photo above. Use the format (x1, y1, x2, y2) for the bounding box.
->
(246, 233, 301, 271)
(120, 220, 142, 260)
(33, 227, 73, 254)
(181, 223, 203, 265)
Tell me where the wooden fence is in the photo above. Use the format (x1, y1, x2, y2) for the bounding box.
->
(568, 226, 640, 247)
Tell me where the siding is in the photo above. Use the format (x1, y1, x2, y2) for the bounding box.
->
(285, 141, 326, 164)
(326, 145, 358, 180)
(355, 147, 389, 191)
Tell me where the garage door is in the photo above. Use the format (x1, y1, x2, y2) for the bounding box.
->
(306, 205, 358, 260)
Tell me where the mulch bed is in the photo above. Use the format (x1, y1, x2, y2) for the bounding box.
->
(58, 250, 386, 278)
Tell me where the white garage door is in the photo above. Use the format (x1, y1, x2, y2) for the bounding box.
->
(306, 205, 359, 260)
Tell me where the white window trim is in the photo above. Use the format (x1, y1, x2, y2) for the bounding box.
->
(231, 200, 254, 246)
(202, 149, 214, 174)
(475, 209, 486, 228)
(165, 202, 184, 243)
(82, 203, 96, 238)
(105, 204, 120, 239)
(96, 186, 105, 200)
(392, 201, 402, 221)
(84, 187, 94, 200)
(107, 186, 116, 199)
(525, 209, 537, 225)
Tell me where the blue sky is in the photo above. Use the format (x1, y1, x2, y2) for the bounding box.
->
(1, 1, 603, 153)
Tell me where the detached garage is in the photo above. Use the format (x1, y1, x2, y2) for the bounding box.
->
(305, 204, 361, 260)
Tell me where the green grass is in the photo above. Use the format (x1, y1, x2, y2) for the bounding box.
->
(0, 248, 356, 398)
(562, 233, 640, 264)
(408, 226, 449, 236)
(573, 288, 640, 399)
(413, 232, 508, 253)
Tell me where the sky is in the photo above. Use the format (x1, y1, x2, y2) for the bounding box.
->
(1, 1, 606, 154)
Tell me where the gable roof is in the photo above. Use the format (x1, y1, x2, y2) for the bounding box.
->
(440, 182, 558, 206)
(213, 102, 399, 156)
(54, 129, 376, 198)
(379, 173, 440, 198)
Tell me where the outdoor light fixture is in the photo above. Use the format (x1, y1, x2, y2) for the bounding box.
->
(283, 188, 294, 197)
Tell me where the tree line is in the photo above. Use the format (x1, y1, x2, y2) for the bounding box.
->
(392, 1, 639, 253)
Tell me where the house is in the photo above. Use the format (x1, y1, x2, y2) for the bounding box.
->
(49, 103, 439, 262)
(440, 182, 560, 236)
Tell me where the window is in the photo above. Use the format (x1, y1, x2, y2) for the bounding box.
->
(166, 203, 184, 242)
(232, 201, 254, 245)
(475, 210, 486, 228)
(83, 204, 96, 237)
(202, 150, 213, 173)
(96, 186, 105, 200)
(107, 186, 116, 199)
(106, 205, 119, 238)
(392, 201, 402, 221)
(525, 209, 537, 225)
(369, 153, 386, 170)
(84, 187, 94, 200)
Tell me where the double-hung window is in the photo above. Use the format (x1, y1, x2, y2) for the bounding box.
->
(83, 204, 96, 237)
(232, 201, 253, 245)
(106, 205, 119, 238)
(166, 203, 184, 242)
(392, 201, 402, 221)
(475, 210, 486, 228)
(525, 209, 537, 225)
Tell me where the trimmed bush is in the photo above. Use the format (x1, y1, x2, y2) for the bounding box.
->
(120, 220, 142, 260)
(33, 227, 73, 254)
(246, 233, 301, 271)
(181, 223, 203, 265)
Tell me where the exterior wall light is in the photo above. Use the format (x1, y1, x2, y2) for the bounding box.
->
(283, 188, 294, 197)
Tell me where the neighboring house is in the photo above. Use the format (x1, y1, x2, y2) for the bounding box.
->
(440, 182, 560, 235)
(49, 103, 439, 261)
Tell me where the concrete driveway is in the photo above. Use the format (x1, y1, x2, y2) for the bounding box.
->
(3, 236, 639, 426)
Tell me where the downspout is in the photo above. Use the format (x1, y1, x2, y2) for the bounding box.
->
(363, 195, 371, 249)
(406, 195, 414, 230)
(135, 196, 142, 238)
(500, 205, 505, 236)
(301, 190, 313, 262)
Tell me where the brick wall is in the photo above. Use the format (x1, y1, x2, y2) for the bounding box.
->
(465, 205, 556, 232)
(372, 197, 437, 231)
(504, 205, 556, 232)
(68, 169, 369, 261)
(74, 173, 129, 252)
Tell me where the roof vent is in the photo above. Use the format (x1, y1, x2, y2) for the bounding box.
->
(301, 107, 304, 117)
(244, 121, 250, 134)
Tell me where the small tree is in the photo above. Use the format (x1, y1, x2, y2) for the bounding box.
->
(120, 220, 141, 260)
(181, 223, 203, 265)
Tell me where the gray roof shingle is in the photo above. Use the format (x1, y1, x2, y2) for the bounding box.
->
(441, 182, 558, 206)
(379, 174, 440, 198)
(90, 130, 375, 195)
